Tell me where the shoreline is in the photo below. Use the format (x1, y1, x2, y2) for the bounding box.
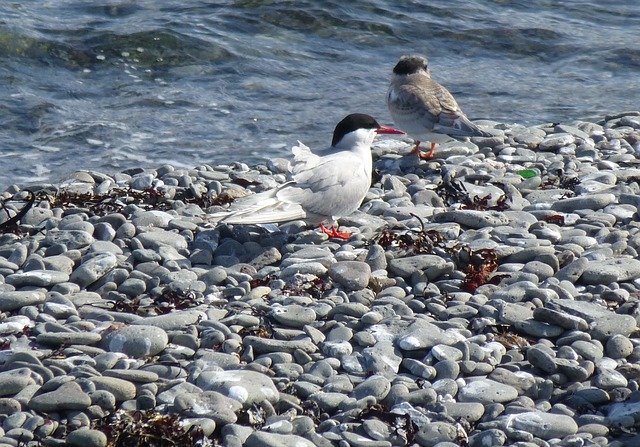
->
(1, 112, 640, 446)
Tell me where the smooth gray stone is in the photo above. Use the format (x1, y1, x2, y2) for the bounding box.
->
(554, 256, 588, 281)
(593, 368, 628, 390)
(366, 244, 387, 271)
(509, 410, 578, 439)
(66, 429, 107, 447)
(580, 258, 640, 284)
(551, 193, 615, 212)
(29, 382, 91, 412)
(388, 255, 448, 279)
(538, 133, 575, 150)
(244, 431, 315, 447)
(396, 319, 458, 350)
(328, 261, 371, 291)
(352, 375, 391, 402)
(0, 291, 46, 311)
(0, 369, 32, 397)
(102, 325, 168, 358)
(36, 331, 102, 347)
(458, 379, 518, 404)
(42, 255, 75, 274)
(196, 370, 278, 409)
(468, 429, 507, 447)
(432, 210, 511, 228)
(131, 310, 204, 331)
(0, 398, 21, 415)
(442, 401, 485, 422)
(362, 341, 402, 378)
(269, 305, 316, 328)
(243, 336, 317, 354)
(571, 340, 603, 361)
(174, 390, 241, 424)
(527, 345, 557, 373)
(89, 376, 136, 402)
(533, 307, 588, 330)
(415, 421, 458, 446)
(606, 334, 634, 359)
(550, 298, 637, 340)
(488, 368, 536, 395)
(44, 229, 95, 250)
(5, 270, 69, 287)
(136, 229, 188, 251)
(69, 253, 118, 288)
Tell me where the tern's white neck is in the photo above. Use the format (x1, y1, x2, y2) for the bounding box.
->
(333, 128, 376, 153)
(333, 127, 374, 180)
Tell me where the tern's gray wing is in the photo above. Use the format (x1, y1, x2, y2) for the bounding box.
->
(276, 151, 370, 220)
(389, 78, 488, 137)
(208, 182, 308, 224)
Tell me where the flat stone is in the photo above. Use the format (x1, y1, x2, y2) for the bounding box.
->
(328, 261, 371, 291)
(102, 325, 168, 358)
(90, 376, 137, 402)
(388, 255, 449, 280)
(44, 229, 95, 250)
(580, 258, 640, 284)
(36, 331, 102, 347)
(0, 291, 46, 311)
(432, 210, 511, 228)
(551, 193, 616, 212)
(244, 432, 315, 447)
(396, 320, 459, 351)
(509, 410, 578, 439)
(0, 368, 32, 397)
(66, 429, 107, 447)
(136, 230, 188, 251)
(174, 390, 242, 424)
(243, 336, 317, 354)
(69, 253, 118, 288)
(29, 381, 91, 412)
(196, 370, 278, 408)
(269, 304, 316, 328)
(458, 379, 518, 404)
(131, 310, 205, 331)
(5, 270, 69, 287)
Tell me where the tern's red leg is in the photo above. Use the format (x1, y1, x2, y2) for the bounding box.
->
(319, 223, 351, 240)
(419, 142, 437, 160)
(408, 141, 436, 159)
(409, 140, 421, 155)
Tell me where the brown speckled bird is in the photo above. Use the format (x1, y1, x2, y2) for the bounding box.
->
(387, 54, 489, 159)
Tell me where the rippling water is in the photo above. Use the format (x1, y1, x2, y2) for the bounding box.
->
(1, 0, 639, 190)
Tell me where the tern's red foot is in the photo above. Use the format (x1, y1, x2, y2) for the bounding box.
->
(409, 141, 436, 160)
(319, 223, 351, 240)
(409, 140, 422, 156)
(418, 142, 437, 160)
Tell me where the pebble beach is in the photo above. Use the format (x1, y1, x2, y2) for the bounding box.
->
(2, 112, 640, 446)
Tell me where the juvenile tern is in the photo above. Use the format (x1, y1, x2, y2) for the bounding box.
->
(387, 54, 489, 159)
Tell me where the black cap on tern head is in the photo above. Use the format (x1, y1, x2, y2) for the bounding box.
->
(393, 55, 428, 75)
(331, 113, 380, 147)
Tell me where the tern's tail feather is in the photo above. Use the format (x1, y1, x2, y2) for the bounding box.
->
(207, 183, 308, 225)
(290, 141, 321, 174)
(434, 113, 490, 138)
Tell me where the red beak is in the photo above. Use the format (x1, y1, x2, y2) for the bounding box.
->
(376, 125, 404, 135)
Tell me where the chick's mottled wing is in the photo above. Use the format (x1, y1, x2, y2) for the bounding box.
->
(276, 152, 369, 219)
(390, 78, 487, 137)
